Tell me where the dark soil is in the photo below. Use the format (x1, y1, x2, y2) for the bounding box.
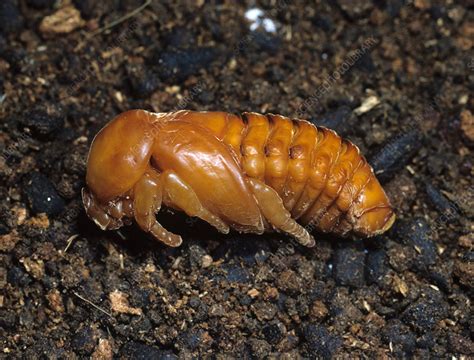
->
(1, 0, 473, 359)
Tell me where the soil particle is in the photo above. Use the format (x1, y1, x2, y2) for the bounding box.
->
(19, 109, 64, 139)
(262, 322, 286, 344)
(46, 288, 65, 313)
(458, 233, 473, 249)
(120, 341, 177, 360)
(25, 0, 56, 10)
(314, 105, 352, 134)
(0, 230, 20, 252)
(365, 248, 389, 285)
(448, 333, 474, 355)
(127, 64, 161, 99)
(188, 243, 210, 269)
(333, 244, 366, 287)
(23, 172, 65, 216)
(92, 338, 114, 360)
(301, 323, 343, 359)
(369, 130, 423, 183)
(309, 300, 329, 320)
(391, 218, 437, 269)
(7, 265, 31, 287)
(460, 109, 474, 142)
(246, 31, 281, 55)
(153, 47, 220, 83)
(252, 301, 278, 321)
(71, 326, 98, 355)
(39, 3, 85, 36)
(249, 338, 272, 358)
(401, 288, 449, 332)
(453, 258, 474, 289)
(336, 0, 373, 20)
(329, 288, 363, 331)
(109, 290, 143, 316)
(0, 0, 23, 35)
(223, 264, 251, 284)
(382, 320, 416, 357)
(276, 269, 303, 294)
(425, 183, 460, 220)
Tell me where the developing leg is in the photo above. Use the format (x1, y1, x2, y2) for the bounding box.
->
(161, 171, 230, 234)
(247, 178, 315, 247)
(133, 169, 183, 247)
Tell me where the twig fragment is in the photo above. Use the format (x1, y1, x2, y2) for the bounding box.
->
(87, 0, 151, 39)
(64, 234, 79, 253)
(73, 291, 112, 317)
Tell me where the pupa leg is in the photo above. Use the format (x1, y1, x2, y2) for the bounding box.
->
(133, 169, 183, 247)
(82, 188, 123, 230)
(161, 171, 230, 234)
(247, 178, 315, 247)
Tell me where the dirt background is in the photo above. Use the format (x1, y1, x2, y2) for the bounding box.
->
(1, 0, 473, 358)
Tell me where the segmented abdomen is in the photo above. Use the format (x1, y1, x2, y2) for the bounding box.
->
(176, 111, 394, 237)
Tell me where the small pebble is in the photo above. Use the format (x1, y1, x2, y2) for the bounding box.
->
(247, 288, 260, 298)
(188, 244, 208, 269)
(276, 269, 302, 294)
(263, 286, 279, 300)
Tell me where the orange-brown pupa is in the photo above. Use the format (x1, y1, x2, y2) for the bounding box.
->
(82, 110, 396, 247)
